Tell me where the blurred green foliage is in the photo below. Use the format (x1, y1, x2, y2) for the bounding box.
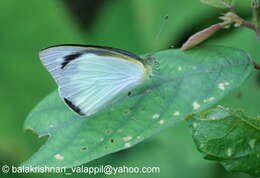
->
(0, 0, 258, 178)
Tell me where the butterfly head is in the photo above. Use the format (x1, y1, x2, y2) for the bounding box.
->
(141, 55, 158, 79)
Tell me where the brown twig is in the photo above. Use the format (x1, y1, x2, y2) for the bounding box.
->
(242, 20, 258, 30)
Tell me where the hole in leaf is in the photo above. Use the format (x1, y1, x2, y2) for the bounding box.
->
(123, 109, 131, 115)
(106, 130, 112, 135)
(236, 91, 242, 99)
(109, 138, 114, 143)
(80, 146, 87, 151)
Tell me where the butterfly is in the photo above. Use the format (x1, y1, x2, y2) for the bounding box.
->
(39, 44, 154, 117)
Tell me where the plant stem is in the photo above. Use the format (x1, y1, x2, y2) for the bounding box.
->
(253, 61, 260, 70)
(251, 0, 260, 27)
(241, 19, 258, 31)
(221, 12, 260, 36)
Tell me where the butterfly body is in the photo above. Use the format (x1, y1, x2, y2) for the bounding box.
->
(39, 45, 153, 116)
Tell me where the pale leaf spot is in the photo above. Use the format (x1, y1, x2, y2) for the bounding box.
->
(159, 120, 165, 124)
(137, 136, 142, 140)
(122, 136, 133, 141)
(192, 101, 201, 110)
(209, 116, 217, 120)
(173, 111, 180, 116)
(200, 144, 205, 148)
(218, 83, 225, 90)
(194, 131, 199, 136)
(153, 113, 160, 119)
(218, 82, 230, 91)
(224, 82, 230, 86)
(54, 154, 64, 160)
(203, 97, 215, 103)
(125, 143, 131, 148)
(249, 139, 256, 149)
(192, 122, 198, 128)
(227, 148, 232, 157)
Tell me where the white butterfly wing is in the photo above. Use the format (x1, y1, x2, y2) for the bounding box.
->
(39, 45, 146, 116)
(39, 46, 92, 83)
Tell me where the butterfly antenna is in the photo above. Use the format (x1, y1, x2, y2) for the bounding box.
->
(143, 15, 169, 70)
(155, 15, 169, 41)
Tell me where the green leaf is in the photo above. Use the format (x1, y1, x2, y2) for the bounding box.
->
(208, 28, 260, 117)
(200, 0, 234, 8)
(23, 46, 252, 167)
(186, 106, 260, 176)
